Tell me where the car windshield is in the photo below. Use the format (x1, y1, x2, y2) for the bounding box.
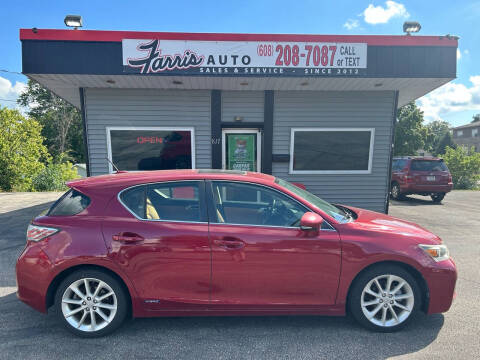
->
(275, 178, 350, 223)
(411, 160, 448, 171)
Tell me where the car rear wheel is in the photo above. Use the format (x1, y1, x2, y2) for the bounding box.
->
(431, 193, 445, 203)
(55, 269, 128, 337)
(391, 183, 405, 201)
(349, 265, 421, 332)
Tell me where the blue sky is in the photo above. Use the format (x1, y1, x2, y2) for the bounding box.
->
(1, 0, 479, 126)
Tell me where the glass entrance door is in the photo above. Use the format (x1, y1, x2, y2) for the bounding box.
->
(222, 129, 261, 172)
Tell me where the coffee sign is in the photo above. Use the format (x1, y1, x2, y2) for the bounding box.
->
(122, 39, 367, 77)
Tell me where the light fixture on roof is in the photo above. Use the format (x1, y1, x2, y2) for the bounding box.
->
(374, 83, 383, 87)
(239, 82, 248, 86)
(172, 80, 183, 85)
(106, 79, 116, 84)
(64, 15, 83, 29)
(403, 21, 421, 35)
(300, 81, 309, 86)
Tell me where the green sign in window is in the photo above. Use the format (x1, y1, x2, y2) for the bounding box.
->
(226, 133, 257, 171)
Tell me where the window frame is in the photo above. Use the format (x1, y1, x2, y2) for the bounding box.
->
(206, 180, 335, 230)
(106, 126, 196, 174)
(289, 127, 375, 175)
(117, 180, 208, 224)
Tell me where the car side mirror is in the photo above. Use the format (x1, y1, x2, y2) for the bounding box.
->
(300, 212, 323, 231)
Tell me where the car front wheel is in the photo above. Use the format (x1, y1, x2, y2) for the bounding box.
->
(391, 183, 405, 201)
(55, 269, 128, 337)
(349, 265, 421, 332)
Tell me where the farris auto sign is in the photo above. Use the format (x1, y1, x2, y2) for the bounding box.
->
(122, 39, 367, 77)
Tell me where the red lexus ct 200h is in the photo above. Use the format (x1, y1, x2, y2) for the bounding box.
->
(16, 170, 457, 337)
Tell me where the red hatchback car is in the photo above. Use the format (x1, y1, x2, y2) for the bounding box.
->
(16, 170, 457, 337)
(391, 157, 453, 203)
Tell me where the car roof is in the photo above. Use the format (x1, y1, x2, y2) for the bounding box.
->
(393, 156, 443, 161)
(67, 169, 275, 191)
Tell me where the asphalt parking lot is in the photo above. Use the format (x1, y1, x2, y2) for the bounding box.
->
(0, 191, 479, 360)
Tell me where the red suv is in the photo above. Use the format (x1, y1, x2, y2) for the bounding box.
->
(16, 170, 456, 336)
(391, 157, 453, 203)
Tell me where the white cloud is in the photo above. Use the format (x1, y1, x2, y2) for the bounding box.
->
(457, 49, 461, 60)
(417, 76, 480, 122)
(0, 76, 26, 110)
(363, 1, 409, 24)
(343, 19, 360, 30)
(464, 49, 469, 55)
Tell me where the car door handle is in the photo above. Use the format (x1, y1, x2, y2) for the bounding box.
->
(112, 232, 144, 243)
(213, 237, 245, 250)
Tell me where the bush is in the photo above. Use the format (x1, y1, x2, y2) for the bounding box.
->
(0, 107, 49, 191)
(32, 161, 80, 191)
(443, 146, 480, 189)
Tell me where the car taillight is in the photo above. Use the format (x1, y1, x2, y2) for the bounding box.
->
(448, 174, 453, 183)
(402, 172, 414, 183)
(26, 224, 59, 242)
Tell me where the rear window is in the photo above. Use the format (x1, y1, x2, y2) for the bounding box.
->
(410, 160, 448, 172)
(48, 189, 91, 216)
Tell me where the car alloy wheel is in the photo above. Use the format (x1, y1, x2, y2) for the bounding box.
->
(391, 183, 403, 200)
(55, 269, 128, 337)
(61, 277, 118, 332)
(349, 265, 420, 332)
(360, 274, 414, 327)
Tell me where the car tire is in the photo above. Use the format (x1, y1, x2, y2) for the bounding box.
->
(431, 193, 445, 203)
(348, 265, 421, 332)
(54, 269, 129, 337)
(391, 183, 405, 201)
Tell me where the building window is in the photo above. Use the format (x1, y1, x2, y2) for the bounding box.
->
(456, 130, 463, 137)
(106, 127, 195, 173)
(289, 128, 375, 174)
(472, 128, 478, 137)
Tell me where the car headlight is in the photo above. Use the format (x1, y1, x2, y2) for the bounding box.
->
(419, 244, 450, 262)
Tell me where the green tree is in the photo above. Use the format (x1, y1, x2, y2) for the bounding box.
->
(0, 107, 50, 191)
(435, 131, 456, 155)
(443, 146, 480, 189)
(17, 80, 85, 163)
(424, 120, 450, 155)
(394, 102, 428, 156)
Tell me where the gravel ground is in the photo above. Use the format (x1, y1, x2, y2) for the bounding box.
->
(0, 191, 478, 360)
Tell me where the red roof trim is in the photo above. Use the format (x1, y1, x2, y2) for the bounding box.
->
(20, 29, 458, 47)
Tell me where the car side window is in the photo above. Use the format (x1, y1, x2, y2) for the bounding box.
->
(392, 160, 399, 171)
(211, 181, 308, 227)
(120, 186, 146, 218)
(48, 189, 91, 216)
(120, 181, 203, 222)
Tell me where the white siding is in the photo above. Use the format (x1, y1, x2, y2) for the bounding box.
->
(84, 88, 211, 175)
(272, 91, 395, 213)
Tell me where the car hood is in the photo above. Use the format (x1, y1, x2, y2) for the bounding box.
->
(341, 205, 441, 244)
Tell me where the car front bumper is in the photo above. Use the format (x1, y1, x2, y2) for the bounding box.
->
(424, 258, 457, 314)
